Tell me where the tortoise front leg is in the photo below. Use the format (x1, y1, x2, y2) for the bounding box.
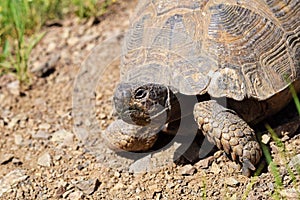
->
(103, 119, 160, 152)
(193, 100, 262, 176)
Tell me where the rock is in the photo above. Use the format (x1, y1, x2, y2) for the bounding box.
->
(55, 186, 66, 198)
(114, 171, 121, 178)
(12, 158, 22, 165)
(179, 164, 196, 176)
(148, 184, 162, 193)
(38, 123, 51, 130)
(111, 182, 124, 191)
(74, 178, 100, 195)
(288, 154, 300, 168)
(62, 188, 75, 199)
(0, 154, 14, 165)
(279, 188, 299, 199)
(31, 54, 60, 77)
(37, 152, 52, 167)
(68, 190, 84, 200)
(54, 155, 62, 161)
(7, 115, 22, 129)
(14, 134, 23, 145)
(32, 130, 51, 139)
(51, 129, 74, 145)
(225, 177, 239, 187)
(195, 156, 214, 169)
(129, 155, 153, 173)
(261, 134, 271, 144)
(210, 162, 221, 174)
(6, 80, 20, 96)
(0, 169, 28, 197)
(47, 42, 57, 52)
(67, 37, 79, 46)
(98, 113, 107, 119)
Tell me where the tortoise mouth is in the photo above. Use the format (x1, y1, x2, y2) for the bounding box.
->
(113, 82, 172, 126)
(120, 106, 169, 126)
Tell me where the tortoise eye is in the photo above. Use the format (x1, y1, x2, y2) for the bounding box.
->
(135, 88, 148, 99)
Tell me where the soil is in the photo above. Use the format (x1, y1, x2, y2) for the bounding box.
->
(0, 1, 299, 199)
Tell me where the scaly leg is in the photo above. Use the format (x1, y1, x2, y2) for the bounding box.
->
(193, 100, 262, 176)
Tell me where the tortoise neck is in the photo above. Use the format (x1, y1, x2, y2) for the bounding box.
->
(167, 91, 210, 123)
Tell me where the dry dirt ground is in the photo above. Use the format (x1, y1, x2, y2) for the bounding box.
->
(0, 1, 299, 199)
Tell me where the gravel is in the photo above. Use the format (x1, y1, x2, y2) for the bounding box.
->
(0, 0, 299, 199)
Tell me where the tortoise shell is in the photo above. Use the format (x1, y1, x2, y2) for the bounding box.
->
(120, 0, 300, 102)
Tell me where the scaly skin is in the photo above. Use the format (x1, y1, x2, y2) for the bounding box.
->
(103, 119, 160, 152)
(194, 100, 262, 176)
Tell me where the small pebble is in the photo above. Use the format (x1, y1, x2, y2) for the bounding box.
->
(0, 154, 14, 165)
(38, 123, 51, 130)
(210, 162, 221, 174)
(68, 190, 84, 200)
(0, 169, 28, 197)
(14, 134, 23, 145)
(32, 130, 50, 139)
(37, 152, 52, 167)
(179, 164, 196, 176)
(74, 178, 100, 195)
(225, 177, 239, 187)
(261, 134, 271, 144)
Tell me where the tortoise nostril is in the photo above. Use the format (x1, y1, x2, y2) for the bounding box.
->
(122, 90, 131, 100)
(135, 88, 148, 99)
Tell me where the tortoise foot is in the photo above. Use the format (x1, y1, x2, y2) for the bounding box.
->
(194, 100, 262, 176)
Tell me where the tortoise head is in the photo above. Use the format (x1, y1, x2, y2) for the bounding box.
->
(113, 83, 175, 126)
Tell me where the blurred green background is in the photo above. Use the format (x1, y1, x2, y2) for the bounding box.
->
(0, 0, 116, 82)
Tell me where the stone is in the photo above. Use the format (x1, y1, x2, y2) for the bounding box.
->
(179, 164, 196, 176)
(195, 156, 214, 169)
(51, 129, 74, 145)
(32, 130, 51, 139)
(31, 54, 60, 77)
(6, 80, 20, 96)
(0, 169, 28, 197)
(14, 134, 23, 145)
(261, 134, 271, 144)
(148, 184, 162, 193)
(0, 154, 14, 165)
(111, 182, 124, 191)
(129, 155, 153, 173)
(210, 162, 221, 174)
(279, 188, 299, 199)
(38, 123, 51, 130)
(288, 154, 300, 169)
(74, 178, 100, 195)
(12, 158, 22, 165)
(55, 186, 66, 198)
(68, 190, 84, 200)
(37, 152, 52, 167)
(225, 177, 239, 187)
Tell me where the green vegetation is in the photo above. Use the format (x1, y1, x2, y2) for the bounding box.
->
(249, 84, 300, 199)
(259, 127, 283, 200)
(289, 83, 300, 115)
(256, 123, 299, 200)
(242, 176, 258, 200)
(0, 0, 116, 82)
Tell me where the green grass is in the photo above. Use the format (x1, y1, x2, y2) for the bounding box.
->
(254, 86, 300, 199)
(0, 0, 116, 82)
(260, 127, 283, 200)
(289, 83, 300, 115)
(242, 176, 258, 200)
(251, 82, 300, 199)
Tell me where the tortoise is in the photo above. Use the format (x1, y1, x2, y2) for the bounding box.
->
(104, 0, 300, 176)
